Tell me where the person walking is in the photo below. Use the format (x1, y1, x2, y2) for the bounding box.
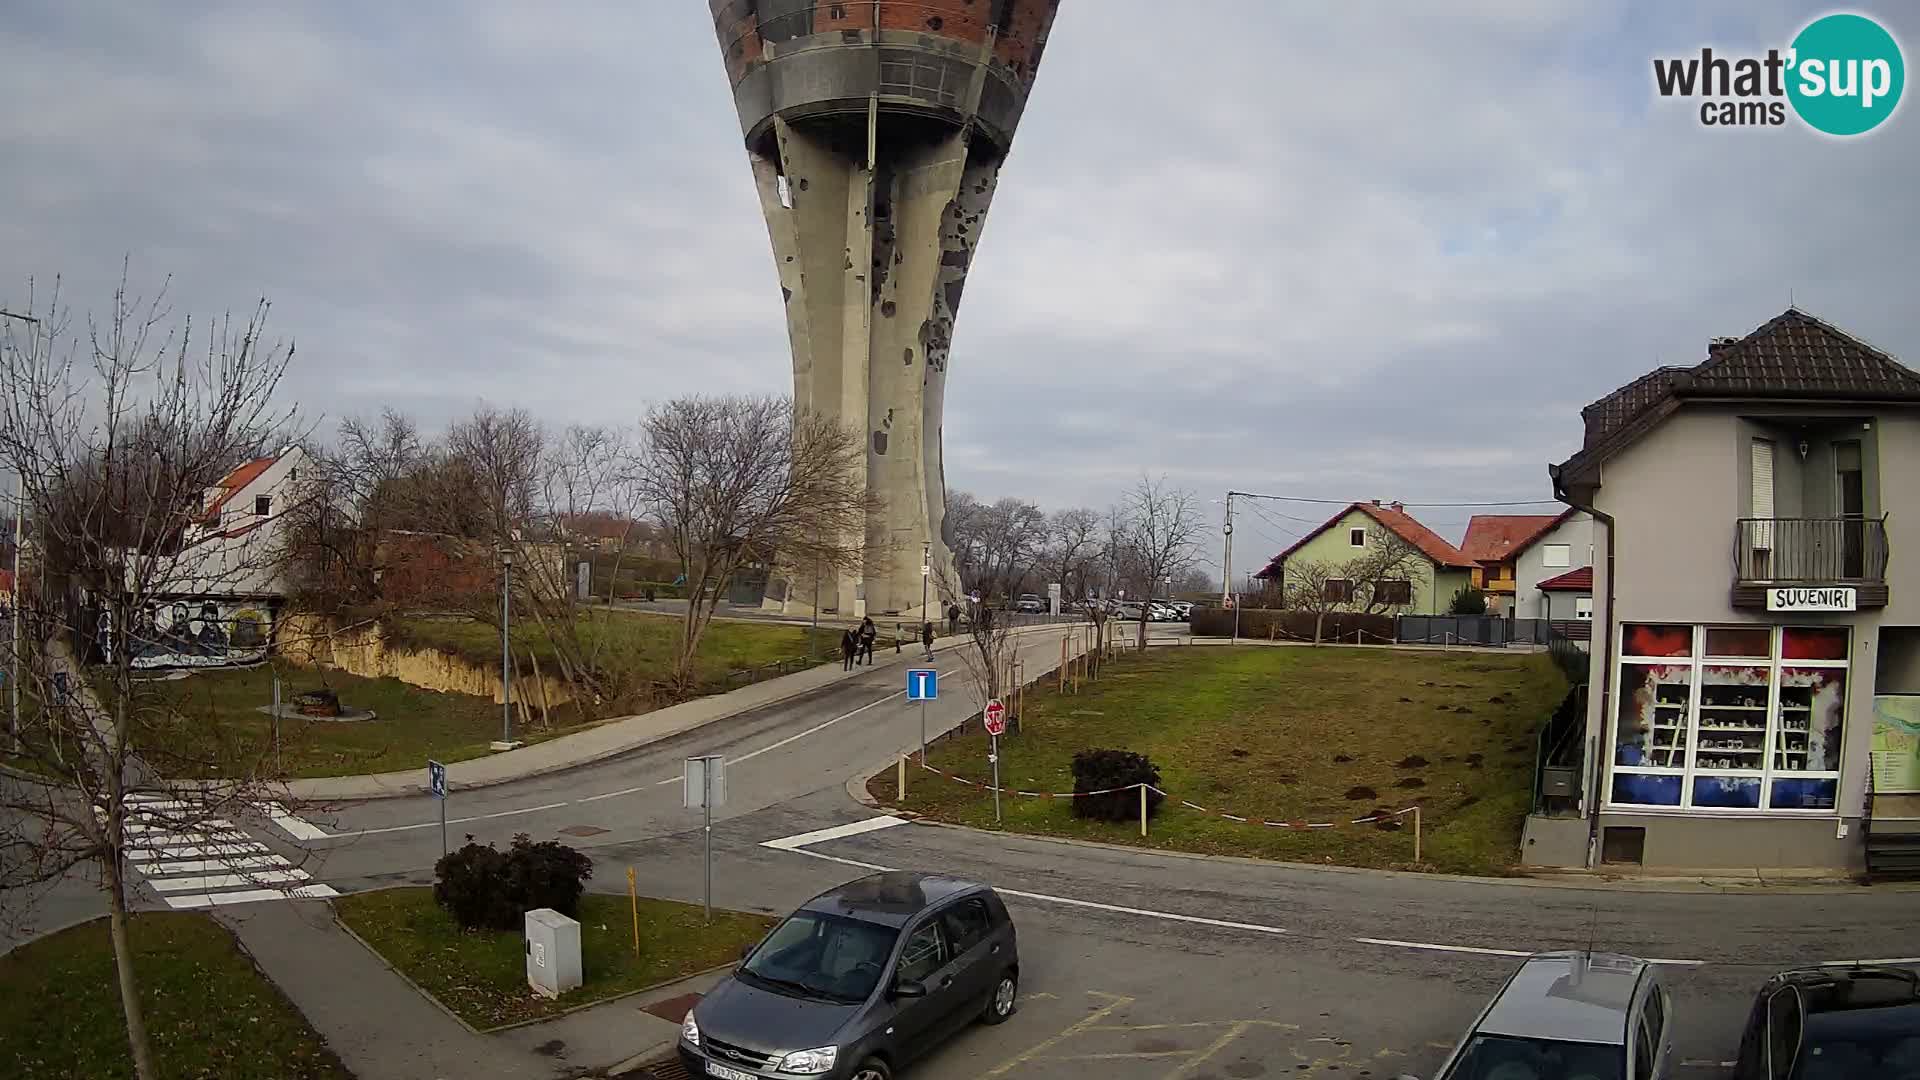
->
(840, 628, 857, 671)
(946, 602, 960, 636)
(857, 616, 877, 666)
(921, 619, 935, 661)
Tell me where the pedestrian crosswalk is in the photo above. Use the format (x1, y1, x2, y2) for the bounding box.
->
(115, 794, 338, 910)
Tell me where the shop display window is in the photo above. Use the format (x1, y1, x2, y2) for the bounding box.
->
(1607, 625, 1849, 812)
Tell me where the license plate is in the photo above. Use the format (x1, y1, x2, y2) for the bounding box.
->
(705, 1062, 756, 1080)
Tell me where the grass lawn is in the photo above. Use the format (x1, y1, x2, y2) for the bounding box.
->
(395, 609, 824, 693)
(334, 888, 776, 1029)
(0, 912, 350, 1080)
(123, 664, 589, 779)
(871, 645, 1569, 876)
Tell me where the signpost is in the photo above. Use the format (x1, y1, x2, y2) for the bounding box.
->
(984, 698, 1006, 823)
(427, 759, 447, 855)
(685, 755, 726, 923)
(907, 668, 938, 762)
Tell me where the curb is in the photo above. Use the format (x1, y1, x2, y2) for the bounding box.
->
(328, 901, 486, 1036)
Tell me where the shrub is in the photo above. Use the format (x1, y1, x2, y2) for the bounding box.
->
(432, 833, 594, 930)
(1070, 749, 1165, 823)
(1448, 587, 1488, 615)
(433, 840, 517, 930)
(506, 834, 594, 917)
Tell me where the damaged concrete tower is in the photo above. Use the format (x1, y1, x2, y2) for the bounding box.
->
(708, 1, 1061, 617)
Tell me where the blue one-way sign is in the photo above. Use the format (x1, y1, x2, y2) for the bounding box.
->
(906, 668, 938, 701)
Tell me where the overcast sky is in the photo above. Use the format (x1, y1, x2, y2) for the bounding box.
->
(3, 2, 1915, 571)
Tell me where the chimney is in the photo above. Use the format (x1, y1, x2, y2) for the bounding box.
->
(1388, 501, 1405, 513)
(1707, 335, 1739, 357)
(1371, 499, 1382, 507)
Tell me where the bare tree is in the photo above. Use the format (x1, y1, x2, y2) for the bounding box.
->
(945, 492, 1047, 601)
(1120, 474, 1201, 647)
(1280, 525, 1424, 642)
(1038, 507, 1102, 601)
(0, 273, 310, 1080)
(284, 409, 423, 612)
(935, 568, 1017, 726)
(635, 395, 869, 692)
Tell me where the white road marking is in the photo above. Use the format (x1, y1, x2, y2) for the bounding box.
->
(762, 816, 912, 850)
(1821, 956, 1920, 967)
(728, 691, 906, 767)
(164, 883, 339, 910)
(148, 869, 310, 892)
(327, 800, 571, 839)
(127, 843, 268, 861)
(582, 784, 652, 801)
(125, 830, 253, 848)
(125, 819, 235, 834)
(138, 856, 285, 875)
(1351, 937, 1532, 959)
(267, 804, 330, 841)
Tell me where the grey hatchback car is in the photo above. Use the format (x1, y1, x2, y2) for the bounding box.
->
(679, 872, 1019, 1080)
(1415, 951, 1673, 1080)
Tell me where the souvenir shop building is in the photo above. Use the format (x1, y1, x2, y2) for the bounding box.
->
(1534, 309, 1920, 872)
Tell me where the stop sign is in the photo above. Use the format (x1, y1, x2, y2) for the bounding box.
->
(983, 698, 1006, 736)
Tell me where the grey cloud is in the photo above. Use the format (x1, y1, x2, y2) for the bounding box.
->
(3, 1, 1916, 578)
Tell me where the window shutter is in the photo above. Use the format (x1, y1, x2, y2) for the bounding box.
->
(1751, 440, 1775, 548)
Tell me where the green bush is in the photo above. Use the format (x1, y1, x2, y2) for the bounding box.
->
(1070, 749, 1164, 823)
(432, 833, 594, 930)
(1449, 587, 1488, 615)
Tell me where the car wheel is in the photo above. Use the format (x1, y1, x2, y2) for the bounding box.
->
(981, 969, 1018, 1024)
(849, 1056, 892, 1080)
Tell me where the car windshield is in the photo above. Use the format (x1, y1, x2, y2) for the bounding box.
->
(739, 911, 898, 1005)
(1442, 1033, 1624, 1080)
(1794, 1005, 1920, 1079)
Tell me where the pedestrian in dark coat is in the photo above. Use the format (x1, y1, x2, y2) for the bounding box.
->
(858, 617, 877, 666)
(841, 629, 858, 670)
(946, 603, 961, 636)
(921, 620, 936, 661)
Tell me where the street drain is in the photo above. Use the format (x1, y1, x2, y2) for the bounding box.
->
(559, 824, 609, 837)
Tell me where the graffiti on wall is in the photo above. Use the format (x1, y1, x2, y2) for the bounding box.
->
(119, 600, 272, 669)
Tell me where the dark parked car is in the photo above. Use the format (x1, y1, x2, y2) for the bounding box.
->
(1733, 966, 1920, 1079)
(680, 872, 1019, 1080)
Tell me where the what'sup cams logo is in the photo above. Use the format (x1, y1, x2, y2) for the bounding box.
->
(1654, 12, 1905, 135)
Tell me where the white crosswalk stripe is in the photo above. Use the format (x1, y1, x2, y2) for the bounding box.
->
(100, 799, 339, 909)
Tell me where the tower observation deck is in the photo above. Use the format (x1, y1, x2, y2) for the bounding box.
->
(708, 1, 1061, 617)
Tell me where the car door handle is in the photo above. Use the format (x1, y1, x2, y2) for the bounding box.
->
(990, 944, 1001, 955)
(941, 976, 955, 989)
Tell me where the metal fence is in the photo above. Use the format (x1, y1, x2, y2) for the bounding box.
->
(1394, 615, 1567, 647)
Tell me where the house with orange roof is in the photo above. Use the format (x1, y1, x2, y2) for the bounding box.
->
(1254, 500, 1476, 616)
(1459, 513, 1565, 616)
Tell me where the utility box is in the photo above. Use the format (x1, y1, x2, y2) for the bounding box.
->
(524, 908, 581, 999)
(1540, 766, 1578, 800)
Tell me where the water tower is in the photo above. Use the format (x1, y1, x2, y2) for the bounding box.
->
(708, 1, 1062, 617)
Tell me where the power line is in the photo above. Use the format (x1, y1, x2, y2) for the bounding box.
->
(1229, 489, 1563, 509)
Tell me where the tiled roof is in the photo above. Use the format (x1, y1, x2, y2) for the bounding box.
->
(1460, 514, 1565, 564)
(197, 456, 277, 523)
(1536, 566, 1593, 592)
(1556, 308, 1920, 490)
(1257, 501, 1475, 577)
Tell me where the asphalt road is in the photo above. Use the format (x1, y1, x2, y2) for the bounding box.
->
(17, 628, 1920, 1079)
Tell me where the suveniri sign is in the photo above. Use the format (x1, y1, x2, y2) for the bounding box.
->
(1768, 586, 1857, 612)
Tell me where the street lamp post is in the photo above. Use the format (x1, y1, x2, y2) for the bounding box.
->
(499, 547, 513, 745)
(919, 539, 930, 621)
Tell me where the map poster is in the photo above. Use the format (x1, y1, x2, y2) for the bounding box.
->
(1871, 695, 1920, 794)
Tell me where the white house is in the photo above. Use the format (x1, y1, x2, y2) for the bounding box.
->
(118, 448, 310, 668)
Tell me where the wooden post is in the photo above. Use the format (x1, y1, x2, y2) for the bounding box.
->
(627, 867, 640, 958)
(897, 755, 908, 801)
(1139, 783, 1149, 837)
(1413, 805, 1422, 863)
(1059, 636, 1067, 693)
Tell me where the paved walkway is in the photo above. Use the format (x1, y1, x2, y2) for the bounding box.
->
(286, 623, 1078, 802)
(219, 898, 699, 1079)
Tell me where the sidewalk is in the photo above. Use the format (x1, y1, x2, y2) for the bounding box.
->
(285, 624, 1073, 802)
(219, 898, 703, 1079)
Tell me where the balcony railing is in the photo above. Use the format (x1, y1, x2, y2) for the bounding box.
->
(1733, 516, 1888, 583)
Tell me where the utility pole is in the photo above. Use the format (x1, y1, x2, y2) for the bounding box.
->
(500, 545, 514, 745)
(1221, 491, 1236, 644)
(919, 539, 930, 621)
